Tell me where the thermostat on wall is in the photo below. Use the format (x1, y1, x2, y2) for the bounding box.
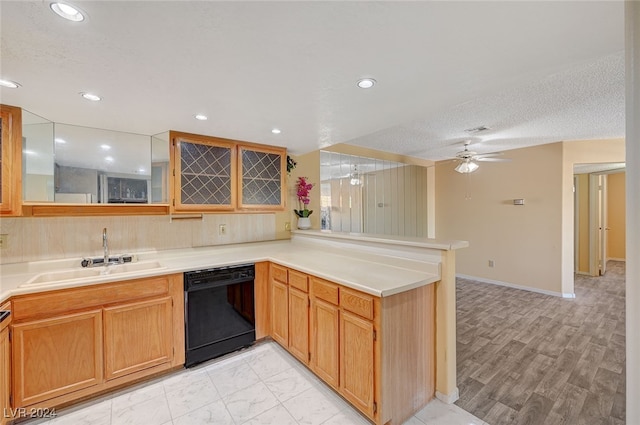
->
(513, 199, 525, 206)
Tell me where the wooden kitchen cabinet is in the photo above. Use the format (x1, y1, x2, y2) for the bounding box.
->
(270, 264, 289, 347)
(9, 274, 184, 410)
(170, 132, 237, 212)
(103, 297, 173, 381)
(1, 317, 11, 425)
(12, 310, 103, 407)
(310, 297, 340, 389)
(288, 287, 309, 363)
(170, 131, 286, 213)
(267, 263, 435, 425)
(0, 104, 22, 216)
(340, 311, 375, 417)
(238, 144, 286, 210)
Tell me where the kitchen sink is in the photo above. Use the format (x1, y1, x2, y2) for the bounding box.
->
(22, 261, 166, 286)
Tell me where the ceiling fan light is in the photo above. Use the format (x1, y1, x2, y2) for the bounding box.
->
(455, 161, 479, 174)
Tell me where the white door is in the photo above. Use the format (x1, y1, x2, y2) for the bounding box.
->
(598, 174, 608, 275)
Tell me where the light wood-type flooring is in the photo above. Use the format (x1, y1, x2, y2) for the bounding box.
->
(455, 260, 625, 425)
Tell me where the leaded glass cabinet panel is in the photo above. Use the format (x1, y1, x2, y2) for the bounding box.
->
(172, 134, 237, 211)
(238, 145, 286, 210)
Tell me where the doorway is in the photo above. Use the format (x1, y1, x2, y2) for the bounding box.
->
(574, 163, 626, 276)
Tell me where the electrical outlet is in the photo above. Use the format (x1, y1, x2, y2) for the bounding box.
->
(0, 234, 7, 249)
(488, 260, 494, 267)
(285, 222, 291, 231)
(219, 224, 227, 236)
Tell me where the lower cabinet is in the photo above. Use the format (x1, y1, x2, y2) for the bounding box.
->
(340, 311, 375, 417)
(12, 310, 103, 407)
(104, 297, 173, 381)
(310, 298, 340, 388)
(9, 274, 184, 411)
(1, 323, 11, 425)
(288, 287, 309, 363)
(270, 279, 289, 346)
(270, 266, 379, 421)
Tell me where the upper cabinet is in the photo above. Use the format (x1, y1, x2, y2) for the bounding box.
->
(0, 104, 22, 216)
(171, 131, 286, 213)
(1, 104, 286, 216)
(239, 145, 286, 210)
(172, 132, 237, 211)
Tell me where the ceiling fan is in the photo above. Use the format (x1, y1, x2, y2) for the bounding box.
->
(453, 141, 509, 173)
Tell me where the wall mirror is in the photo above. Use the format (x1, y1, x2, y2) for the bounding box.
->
(320, 150, 431, 237)
(22, 109, 170, 205)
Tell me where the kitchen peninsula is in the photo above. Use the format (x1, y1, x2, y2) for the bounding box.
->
(0, 230, 467, 425)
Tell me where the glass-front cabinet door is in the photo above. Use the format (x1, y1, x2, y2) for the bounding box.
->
(238, 145, 286, 210)
(171, 133, 237, 211)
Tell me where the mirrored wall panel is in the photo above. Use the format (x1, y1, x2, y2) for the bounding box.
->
(320, 151, 430, 237)
(22, 110, 55, 202)
(22, 110, 170, 204)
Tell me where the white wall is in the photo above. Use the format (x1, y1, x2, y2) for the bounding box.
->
(625, 1, 640, 422)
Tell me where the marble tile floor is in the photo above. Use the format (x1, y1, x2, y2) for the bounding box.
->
(21, 341, 486, 425)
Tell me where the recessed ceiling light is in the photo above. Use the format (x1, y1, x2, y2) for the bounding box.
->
(195, 114, 208, 121)
(23, 149, 36, 155)
(54, 138, 66, 144)
(0, 79, 21, 89)
(271, 128, 281, 134)
(104, 156, 114, 162)
(81, 92, 101, 101)
(100, 144, 111, 150)
(138, 168, 146, 174)
(357, 78, 376, 89)
(50, 2, 85, 22)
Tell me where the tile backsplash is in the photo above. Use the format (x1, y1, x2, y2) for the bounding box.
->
(0, 213, 277, 264)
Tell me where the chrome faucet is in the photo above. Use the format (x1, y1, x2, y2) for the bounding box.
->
(103, 227, 109, 266)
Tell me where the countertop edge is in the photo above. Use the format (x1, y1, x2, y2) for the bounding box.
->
(1, 238, 445, 302)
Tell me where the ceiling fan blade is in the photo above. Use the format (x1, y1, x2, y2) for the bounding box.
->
(474, 152, 503, 158)
(476, 157, 510, 162)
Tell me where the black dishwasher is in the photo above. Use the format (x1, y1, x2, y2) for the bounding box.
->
(184, 263, 255, 368)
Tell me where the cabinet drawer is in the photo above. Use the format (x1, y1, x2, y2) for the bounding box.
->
(289, 270, 308, 292)
(311, 278, 339, 305)
(340, 288, 374, 320)
(271, 264, 288, 284)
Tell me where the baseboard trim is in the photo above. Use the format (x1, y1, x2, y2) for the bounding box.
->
(607, 257, 626, 262)
(435, 388, 459, 404)
(456, 274, 572, 298)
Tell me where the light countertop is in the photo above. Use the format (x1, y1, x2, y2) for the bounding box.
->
(0, 236, 449, 301)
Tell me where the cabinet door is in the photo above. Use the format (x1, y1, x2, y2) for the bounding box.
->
(12, 310, 103, 407)
(172, 134, 237, 211)
(104, 297, 173, 381)
(0, 327, 10, 425)
(340, 311, 375, 417)
(238, 145, 285, 210)
(271, 280, 289, 347)
(288, 287, 309, 363)
(311, 299, 339, 388)
(0, 104, 22, 216)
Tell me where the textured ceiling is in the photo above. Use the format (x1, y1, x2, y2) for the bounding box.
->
(0, 1, 626, 161)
